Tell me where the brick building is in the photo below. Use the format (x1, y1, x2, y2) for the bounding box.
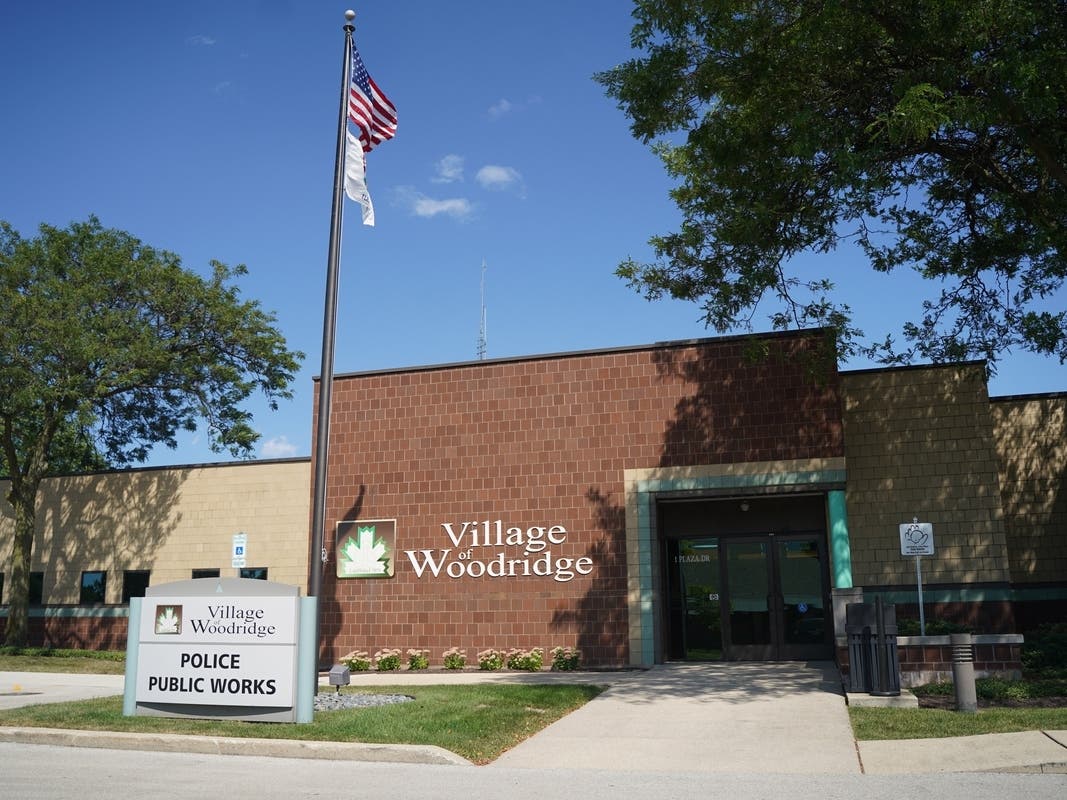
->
(1, 330, 1064, 671)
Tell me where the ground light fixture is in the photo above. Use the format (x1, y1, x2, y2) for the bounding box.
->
(328, 664, 351, 694)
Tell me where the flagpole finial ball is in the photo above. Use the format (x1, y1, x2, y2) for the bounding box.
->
(345, 10, 355, 22)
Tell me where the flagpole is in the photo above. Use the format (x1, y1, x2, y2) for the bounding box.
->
(308, 9, 355, 691)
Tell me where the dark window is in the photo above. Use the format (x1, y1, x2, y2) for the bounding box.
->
(28, 572, 44, 605)
(0, 572, 4, 604)
(192, 568, 221, 579)
(239, 567, 268, 581)
(79, 571, 107, 604)
(121, 570, 150, 603)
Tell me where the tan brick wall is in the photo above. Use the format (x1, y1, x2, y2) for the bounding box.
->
(991, 395, 1067, 583)
(841, 364, 1009, 586)
(0, 459, 310, 604)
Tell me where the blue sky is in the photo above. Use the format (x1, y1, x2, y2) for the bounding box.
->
(3, 1, 1064, 467)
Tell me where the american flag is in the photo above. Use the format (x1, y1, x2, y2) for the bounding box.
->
(348, 45, 397, 153)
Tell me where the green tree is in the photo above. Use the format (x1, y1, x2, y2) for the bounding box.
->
(596, 0, 1067, 368)
(0, 217, 302, 646)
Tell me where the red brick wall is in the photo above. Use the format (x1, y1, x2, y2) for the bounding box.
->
(316, 333, 844, 667)
(0, 613, 128, 650)
(896, 640, 1023, 677)
(837, 638, 1023, 685)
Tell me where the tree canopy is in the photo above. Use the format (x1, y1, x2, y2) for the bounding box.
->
(596, 0, 1067, 369)
(0, 217, 302, 645)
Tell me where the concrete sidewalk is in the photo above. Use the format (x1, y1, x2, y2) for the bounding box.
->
(2, 663, 1066, 774)
(0, 671, 125, 710)
(493, 662, 859, 773)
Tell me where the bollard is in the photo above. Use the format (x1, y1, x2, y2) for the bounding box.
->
(951, 632, 978, 713)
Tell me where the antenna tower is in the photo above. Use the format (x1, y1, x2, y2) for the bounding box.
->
(476, 259, 488, 360)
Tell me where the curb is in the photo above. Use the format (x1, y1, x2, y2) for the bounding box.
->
(982, 762, 1067, 774)
(0, 726, 472, 766)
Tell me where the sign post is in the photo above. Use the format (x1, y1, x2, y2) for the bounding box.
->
(899, 518, 934, 636)
(125, 577, 305, 723)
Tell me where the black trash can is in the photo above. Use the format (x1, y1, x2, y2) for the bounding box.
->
(846, 600, 901, 696)
(845, 603, 873, 692)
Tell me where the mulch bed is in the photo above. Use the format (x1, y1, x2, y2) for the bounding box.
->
(917, 694, 1067, 710)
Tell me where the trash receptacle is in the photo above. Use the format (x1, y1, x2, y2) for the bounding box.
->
(846, 600, 900, 695)
(869, 597, 901, 697)
(845, 603, 873, 693)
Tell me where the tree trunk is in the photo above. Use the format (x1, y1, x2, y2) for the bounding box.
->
(4, 478, 40, 647)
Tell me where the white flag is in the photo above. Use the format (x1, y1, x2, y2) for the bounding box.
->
(344, 131, 375, 226)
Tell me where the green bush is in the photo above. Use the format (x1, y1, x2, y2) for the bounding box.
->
(913, 676, 1067, 700)
(896, 618, 973, 636)
(1022, 625, 1067, 678)
(340, 651, 372, 671)
(550, 646, 581, 671)
(477, 648, 504, 670)
(442, 648, 466, 670)
(374, 649, 402, 671)
(506, 647, 544, 671)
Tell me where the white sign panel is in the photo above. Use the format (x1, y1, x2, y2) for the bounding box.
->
(232, 532, 248, 569)
(899, 522, 935, 556)
(137, 595, 297, 708)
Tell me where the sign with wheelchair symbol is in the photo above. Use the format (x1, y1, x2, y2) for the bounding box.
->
(232, 532, 248, 568)
(899, 522, 934, 556)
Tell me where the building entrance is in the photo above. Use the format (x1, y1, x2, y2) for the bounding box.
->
(723, 533, 830, 660)
(661, 494, 835, 662)
(666, 533, 832, 661)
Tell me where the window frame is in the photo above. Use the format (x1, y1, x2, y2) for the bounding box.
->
(121, 570, 151, 603)
(79, 570, 108, 604)
(28, 572, 44, 605)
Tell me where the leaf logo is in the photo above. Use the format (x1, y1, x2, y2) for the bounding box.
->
(155, 605, 182, 635)
(339, 526, 390, 576)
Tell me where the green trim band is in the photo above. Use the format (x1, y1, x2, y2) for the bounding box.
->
(637, 469, 846, 494)
(827, 490, 852, 589)
(864, 585, 1067, 604)
(0, 606, 131, 619)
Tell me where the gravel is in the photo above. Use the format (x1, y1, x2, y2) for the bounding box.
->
(313, 691, 414, 712)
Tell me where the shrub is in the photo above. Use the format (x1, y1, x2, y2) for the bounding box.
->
(1022, 625, 1067, 678)
(374, 648, 402, 671)
(506, 647, 544, 671)
(442, 647, 466, 670)
(407, 649, 430, 670)
(477, 648, 504, 670)
(550, 645, 581, 671)
(340, 650, 372, 671)
(896, 618, 973, 636)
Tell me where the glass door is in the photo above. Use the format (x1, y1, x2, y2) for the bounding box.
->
(667, 538, 722, 660)
(776, 537, 830, 660)
(724, 540, 774, 659)
(722, 534, 831, 661)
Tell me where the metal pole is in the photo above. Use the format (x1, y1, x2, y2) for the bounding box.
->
(308, 10, 354, 695)
(915, 555, 926, 636)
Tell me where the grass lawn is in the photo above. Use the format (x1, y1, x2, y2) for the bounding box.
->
(849, 705, 1067, 740)
(5, 649, 1067, 751)
(0, 652, 125, 675)
(0, 683, 602, 764)
(850, 675, 1067, 740)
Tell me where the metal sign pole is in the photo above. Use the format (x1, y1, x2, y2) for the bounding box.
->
(915, 555, 925, 636)
(900, 517, 933, 637)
